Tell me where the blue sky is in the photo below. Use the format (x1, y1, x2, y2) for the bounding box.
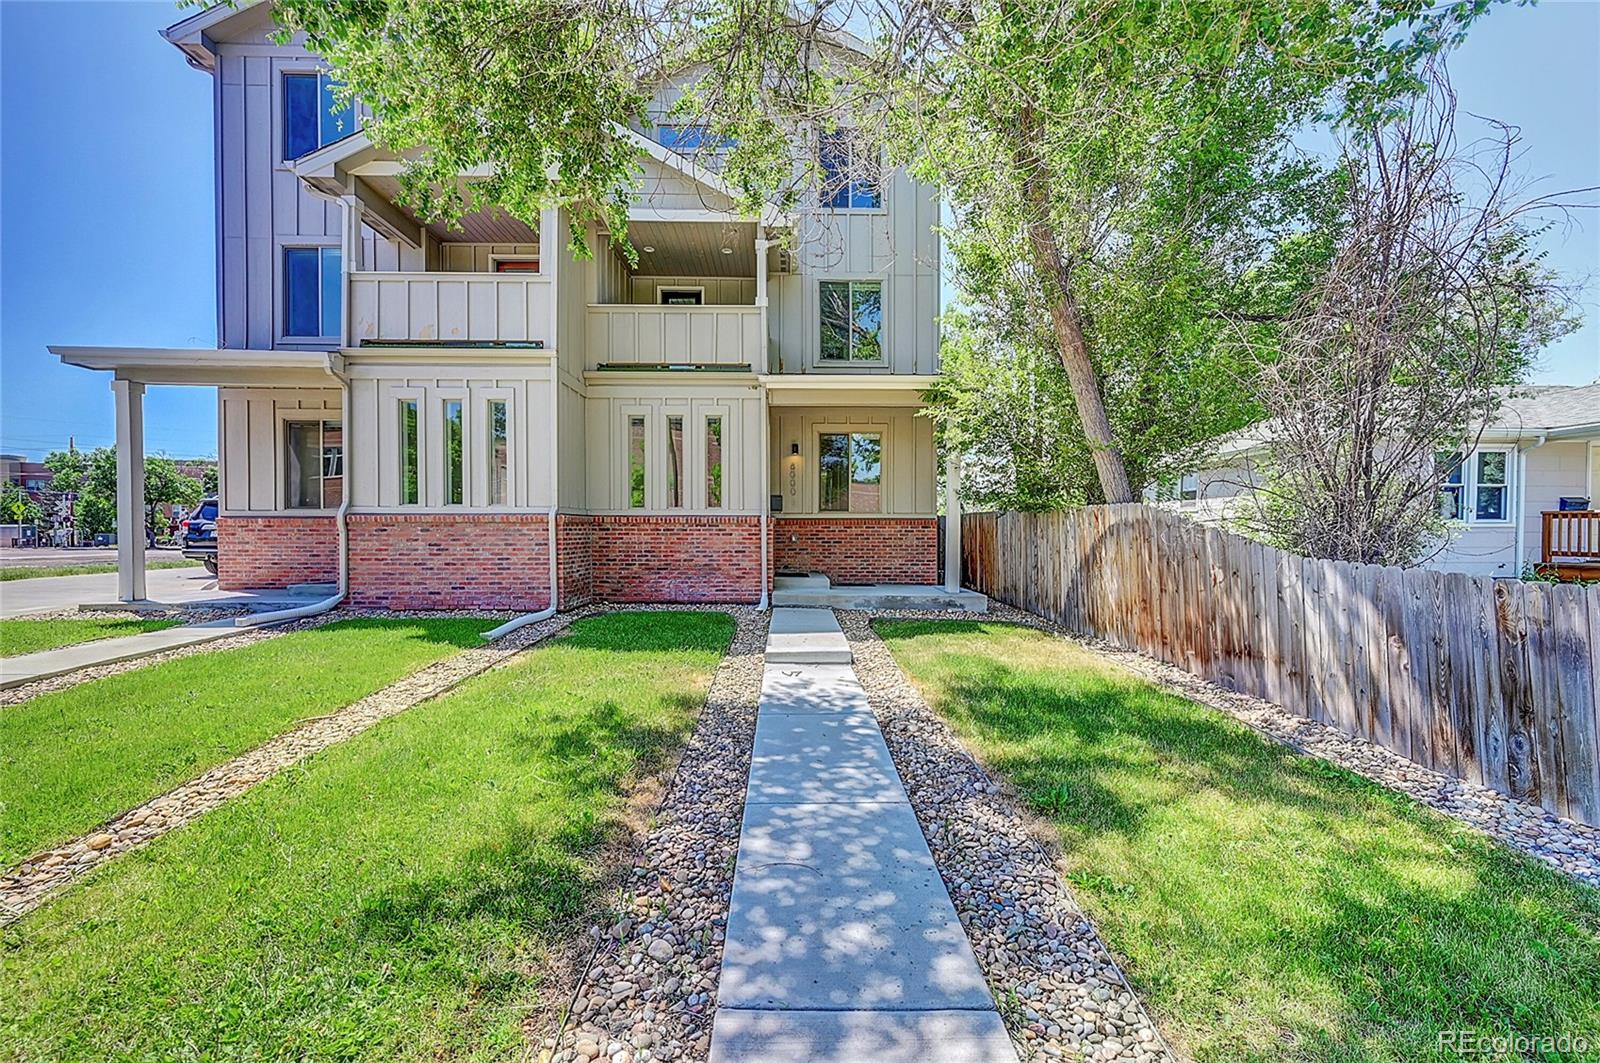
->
(2, 1, 1596, 461)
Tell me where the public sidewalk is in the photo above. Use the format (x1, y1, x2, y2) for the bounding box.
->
(708, 608, 1017, 1063)
(0, 619, 248, 690)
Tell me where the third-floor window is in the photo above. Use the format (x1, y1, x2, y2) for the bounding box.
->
(819, 130, 881, 209)
(284, 72, 355, 160)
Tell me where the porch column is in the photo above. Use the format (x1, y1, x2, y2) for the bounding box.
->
(754, 232, 770, 374)
(944, 450, 962, 592)
(113, 378, 147, 602)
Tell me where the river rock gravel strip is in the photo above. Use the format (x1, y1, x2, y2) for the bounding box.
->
(0, 609, 575, 924)
(547, 609, 767, 1063)
(839, 611, 1173, 1063)
(876, 605, 1600, 890)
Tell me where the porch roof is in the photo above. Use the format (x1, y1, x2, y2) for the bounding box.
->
(50, 347, 339, 388)
(760, 374, 940, 407)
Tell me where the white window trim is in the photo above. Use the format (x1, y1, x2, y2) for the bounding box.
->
(389, 388, 426, 508)
(275, 240, 342, 345)
(274, 410, 343, 514)
(700, 405, 732, 511)
(276, 66, 359, 168)
(488, 253, 542, 274)
(815, 425, 887, 515)
(656, 284, 706, 305)
(815, 279, 888, 368)
(620, 405, 654, 510)
(1441, 445, 1516, 526)
(435, 390, 470, 508)
(817, 129, 888, 214)
(477, 388, 517, 509)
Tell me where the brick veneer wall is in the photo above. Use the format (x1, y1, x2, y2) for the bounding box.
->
(556, 514, 597, 609)
(589, 515, 766, 603)
(347, 513, 550, 609)
(217, 515, 338, 589)
(774, 517, 938, 585)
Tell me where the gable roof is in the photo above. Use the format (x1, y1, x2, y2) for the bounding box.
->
(1489, 381, 1600, 435)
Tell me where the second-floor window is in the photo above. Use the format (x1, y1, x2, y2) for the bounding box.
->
(819, 280, 883, 363)
(284, 72, 355, 160)
(284, 247, 341, 339)
(819, 130, 881, 209)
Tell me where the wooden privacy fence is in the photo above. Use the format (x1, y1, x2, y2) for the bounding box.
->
(962, 505, 1600, 828)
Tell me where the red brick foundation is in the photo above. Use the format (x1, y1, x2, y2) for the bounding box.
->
(774, 517, 938, 585)
(217, 515, 337, 589)
(347, 513, 551, 610)
(563, 514, 767, 604)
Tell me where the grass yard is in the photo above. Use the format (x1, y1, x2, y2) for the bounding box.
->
(1, 611, 732, 1061)
(0, 558, 200, 581)
(0, 616, 184, 657)
(877, 620, 1600, 1063)
(0, 617, 489, 865)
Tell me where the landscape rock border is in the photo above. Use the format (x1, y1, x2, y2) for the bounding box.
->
(545, 607, 767, 1063)
(0, 608, 572, 923)
(840, 611, 1173, 1063)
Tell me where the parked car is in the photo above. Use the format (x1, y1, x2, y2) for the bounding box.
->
(181, 497, 218, 575)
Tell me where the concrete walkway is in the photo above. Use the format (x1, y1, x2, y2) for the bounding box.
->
(0, 619, 251, 690)
(709, 608, 1017, 1063)
(0, 567, 308, 618)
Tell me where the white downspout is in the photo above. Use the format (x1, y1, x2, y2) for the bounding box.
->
(236, 353, 351, 627)
(755, 233, 771, 611)
(1512, 433, 1548, 576)
(484, 219, 563, 641)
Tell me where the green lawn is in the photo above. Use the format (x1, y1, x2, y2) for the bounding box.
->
(0, 617, 489, 865)
(877, 620, 1600, 1063)
(0, 616, 185, 657)
(1, 611, 732, 1061)
(0, 558, 200, 581)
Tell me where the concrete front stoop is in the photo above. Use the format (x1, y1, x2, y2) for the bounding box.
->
(707, 607, 1018, 1063)
(771, 573, 988, 613)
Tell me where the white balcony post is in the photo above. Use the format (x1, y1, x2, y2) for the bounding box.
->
(944, 450, 962, 592)
(340, 193, 366, 347)
(113, 378, 147, 602)
(754, 232, 770, 374)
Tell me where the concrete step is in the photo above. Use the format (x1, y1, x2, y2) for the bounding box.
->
(765, 607, 852, 664)
(771, 584, 988, 612)
(286, 582, 338, 598)
(772, 572, 832, 593)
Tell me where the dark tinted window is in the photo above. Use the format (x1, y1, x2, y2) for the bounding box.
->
(284, 248, 321, 337)
(283, 74, 320, 159)
(197, 499, 218, 520)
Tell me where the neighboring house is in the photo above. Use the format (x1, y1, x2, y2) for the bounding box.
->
(1, 454, 53, 504)
(1154, 382, 1600, 579)
(53, 2, 953, 608)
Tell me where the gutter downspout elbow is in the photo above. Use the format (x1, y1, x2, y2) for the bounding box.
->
(1512, 433, 1548, 576)
(236, 353, 351, 627)
(483, 349, 562, 641)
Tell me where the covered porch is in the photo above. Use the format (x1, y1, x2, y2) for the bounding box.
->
(46, 346, 341, 605)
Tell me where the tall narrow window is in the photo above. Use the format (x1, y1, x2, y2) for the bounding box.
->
(399, 400, 420, 505)
(487, 400, 509, 505)
(1437, 451, 1465, 520)
(443, 400, 464, 505)
(284, 246, 341, 338)
(1475, 451, 1508, 521)
(284, 420, 342, 509)
(628, 415, 647, 508)
(705, 416, 724, 509)
(819, 281, 883, 362)
(284, 72, 355, 160)
(819, 432, 882, 513)
(666, 415, 685, 508)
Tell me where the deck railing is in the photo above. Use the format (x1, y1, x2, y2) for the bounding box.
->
(586, 304, 762, 369)
(348, 272, 553, 345)
(1542, 510, 1600, 565)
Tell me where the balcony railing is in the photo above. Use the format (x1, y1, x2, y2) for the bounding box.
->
(349, 272, 553, 346)
(1540, 509, 1600, 580)
(587, 304, 761, 369)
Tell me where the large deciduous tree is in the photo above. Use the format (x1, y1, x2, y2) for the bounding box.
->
(266, 0, 1498, 503)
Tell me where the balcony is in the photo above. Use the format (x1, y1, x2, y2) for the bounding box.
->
(348, 272, 553, 346)
(587, 304, 762, 369)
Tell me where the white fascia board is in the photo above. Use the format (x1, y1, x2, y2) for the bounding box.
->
(51, 346, 335, 386)
(616, 125, 793, 228)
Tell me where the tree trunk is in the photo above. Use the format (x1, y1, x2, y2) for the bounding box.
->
(1024, 215, 1134, 503)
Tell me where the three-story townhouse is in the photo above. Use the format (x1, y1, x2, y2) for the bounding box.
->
(53, 0, 969, 610)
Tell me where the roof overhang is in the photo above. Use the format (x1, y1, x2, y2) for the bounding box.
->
(160, 0, 274, 73)
(760, 374, 938, 407)
(51, 347, 338, 388)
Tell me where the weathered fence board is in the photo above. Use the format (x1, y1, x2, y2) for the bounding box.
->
(963, 506, 1600, 828)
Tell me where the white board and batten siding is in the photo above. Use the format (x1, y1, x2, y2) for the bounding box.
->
(586, 306, 762, 367)
(584, 384, 765, 513)
(769, 406, 937, 516)
(218, 388, 342, 514)
(346, 366, 555, 511)
(348, 273, 554, 345)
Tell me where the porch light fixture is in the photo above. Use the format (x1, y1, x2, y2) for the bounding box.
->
(721, 246, 733, 254)
(642, 245, 656, 253)
(791, 442, 800, 455)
